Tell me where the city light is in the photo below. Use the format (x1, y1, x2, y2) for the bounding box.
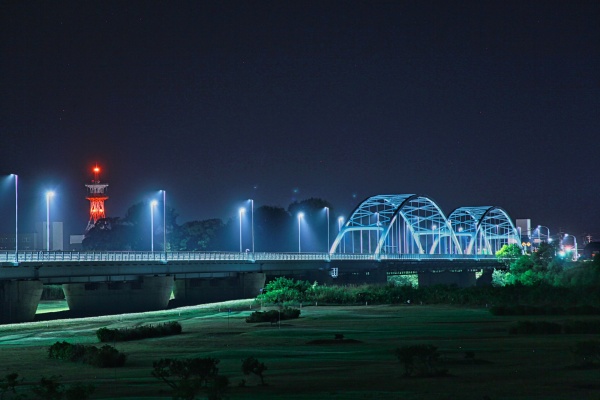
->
(45, 191, 55, 251)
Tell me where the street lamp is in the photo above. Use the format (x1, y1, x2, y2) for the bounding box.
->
(563, 234, 578, 261)
(338, 216, 344, 253)
(537, 225, 551, 243)
(248, 199, 254, 253)
(150, 200, 158, 252)
(45, 191, 55, 251)
(324, 207, 330, 253)
(239, 207, 246, 252)
(297, 212, 304, 253)
(11, 174, 18, 262)
(161, 190, 166, 258)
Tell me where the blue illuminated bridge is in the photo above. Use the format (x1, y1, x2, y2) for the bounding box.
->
(0, 194, 521, 323)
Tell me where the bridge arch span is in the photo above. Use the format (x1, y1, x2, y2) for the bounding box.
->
(330, 194, 462, 257)
(448, 206, 522, 255)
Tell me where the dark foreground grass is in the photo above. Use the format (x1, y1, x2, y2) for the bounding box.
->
(1, 301, 599, 400)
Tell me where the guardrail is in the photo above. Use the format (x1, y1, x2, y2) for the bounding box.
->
(0, 251, 497, 264)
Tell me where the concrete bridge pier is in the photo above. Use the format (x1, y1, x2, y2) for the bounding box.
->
(63, 275, 173, 317)
(418, 270, 476, 288)
(172, 272, 266, 307)
(0, 280, 44, 323)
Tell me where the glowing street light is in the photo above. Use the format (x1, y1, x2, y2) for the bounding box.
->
(297, 212, 304, 253)
(161, 190, 166, 258)
(239, 207, 246, 252)
(150, 200, 158, 252)
(248, 199, 254, 253)
(324, 206, 330, 253)
(45, 191, 55, 251)
(537, 225, 551, 243)
(563, 233, 578, 261)
(11, 174, 18, 262)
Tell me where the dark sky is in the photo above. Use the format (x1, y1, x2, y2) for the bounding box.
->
(1, 1, 599, 243)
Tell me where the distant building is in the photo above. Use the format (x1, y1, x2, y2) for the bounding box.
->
(0, 232, 39, 251)
(70, 234, 85, 251)
(35, 222, 64, 251)
(582, 242, 600, 260)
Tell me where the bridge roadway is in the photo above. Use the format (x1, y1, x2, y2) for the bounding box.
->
(0, 251, 501, 284)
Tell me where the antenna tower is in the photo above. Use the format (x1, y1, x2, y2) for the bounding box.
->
(85, 165, 109, 231)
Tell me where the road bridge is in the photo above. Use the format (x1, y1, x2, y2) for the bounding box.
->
(0, 193, 519, 323)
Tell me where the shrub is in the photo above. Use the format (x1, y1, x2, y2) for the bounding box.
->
(48, 341, 126, 368)
(245, 308, 300, 323)
(96, 321, 182, 342)
(241, 356, 267, 385)
(88, 345, 126, 368)
(152, 357, 226, 399)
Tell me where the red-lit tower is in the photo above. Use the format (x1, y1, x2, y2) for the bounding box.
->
(85, 165, 109, 231)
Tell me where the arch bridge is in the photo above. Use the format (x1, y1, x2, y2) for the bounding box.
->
(330, 194, 521, 258)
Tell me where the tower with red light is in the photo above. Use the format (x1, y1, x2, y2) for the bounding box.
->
(85, 165, 109, 231)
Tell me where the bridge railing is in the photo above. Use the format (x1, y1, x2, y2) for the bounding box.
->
(0, 251, 498, 264)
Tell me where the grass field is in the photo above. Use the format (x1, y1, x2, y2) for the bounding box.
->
(1, 301, 599, 400)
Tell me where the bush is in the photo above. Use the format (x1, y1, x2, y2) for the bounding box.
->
(152, 357, 227, 399)
(96, 321, 182, 342)
(245, 308, 300, 323)
(48, 341, 126, 368)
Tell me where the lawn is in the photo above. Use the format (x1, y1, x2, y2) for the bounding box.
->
(1, 301, 599, 399)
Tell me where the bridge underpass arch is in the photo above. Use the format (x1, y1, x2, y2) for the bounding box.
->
(330, 194, 462, 257)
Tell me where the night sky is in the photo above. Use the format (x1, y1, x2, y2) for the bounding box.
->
(1, 1, 599, 244)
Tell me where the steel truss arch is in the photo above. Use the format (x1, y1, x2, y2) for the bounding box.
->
(448, 206, 522, 255)
(330, 194, 462, 257)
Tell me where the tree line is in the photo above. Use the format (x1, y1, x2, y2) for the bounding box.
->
(82, 197, 334, 252)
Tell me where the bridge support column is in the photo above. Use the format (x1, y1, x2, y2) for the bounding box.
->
(172, 272, 266, 307)
(0, 280, 43, 324)
(63, 276, 173, 317)
(418, 270, 476, 288)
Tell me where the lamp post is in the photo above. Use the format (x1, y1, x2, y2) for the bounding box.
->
(375, 212, 380, 253)
(12, 174, 18, 262)
(248, 199, 254, 253)
(324, 207, 330, 253)
(297, 212, 304, 253)
(45, 191, 55, 251)
(239, 207, 245, 252)
(537, 225, 551, 243)
(150, 200, 158, 252)
(161, 190, 166, 259)
(563, 234, 578, 261)
(338, 216, 344, 253)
